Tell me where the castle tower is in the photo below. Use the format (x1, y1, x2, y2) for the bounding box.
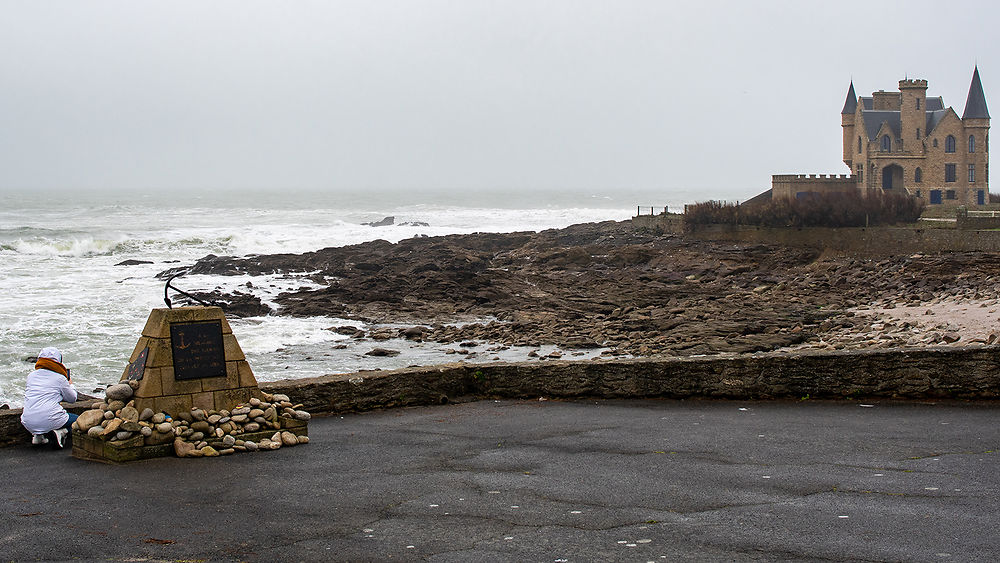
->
(842, 81, 858, 168)
(899, 79, 928, 151)
(962, 66, 990, 201)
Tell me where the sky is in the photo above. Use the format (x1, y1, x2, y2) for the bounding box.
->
(1, 0, 997, 201)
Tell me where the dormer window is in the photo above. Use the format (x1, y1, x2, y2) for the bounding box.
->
(881, 135, 891, 152)
(946, 135, 956, 153)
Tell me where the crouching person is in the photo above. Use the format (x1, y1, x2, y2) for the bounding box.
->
(21, 347, 78, 448)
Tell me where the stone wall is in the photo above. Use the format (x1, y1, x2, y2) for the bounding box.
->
(771, 174, 857, 201)
(956, 209, 1000, 230)
(630, 213, 684, 234)
(261, 347, 1000, 416)
(686, 224, 1000, 255)
(5, 346, 998, 447)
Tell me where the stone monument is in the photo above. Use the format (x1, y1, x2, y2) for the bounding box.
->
(122, 306, 264, 414)
(72, 306, 309, 462)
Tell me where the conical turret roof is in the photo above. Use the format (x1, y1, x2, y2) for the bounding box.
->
(841, 81, 858, 115)
(963, 66, 990, 119)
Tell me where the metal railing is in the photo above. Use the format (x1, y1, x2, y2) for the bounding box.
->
(636, 206, 669, 216)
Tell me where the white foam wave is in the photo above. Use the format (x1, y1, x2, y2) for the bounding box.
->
(3, 236, 123, 257)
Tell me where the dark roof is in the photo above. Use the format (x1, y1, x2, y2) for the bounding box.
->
(926, 97, 944, 111)
(925, 109, 948, 136)
(963, 66, 990, 119)
(842, 82, 858, 115)
(861, 97, 873, 110)
(862, 111, 900, 140)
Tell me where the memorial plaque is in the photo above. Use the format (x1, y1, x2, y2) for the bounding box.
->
(126, 347, 149, 381)
(170, 320, 226, 380)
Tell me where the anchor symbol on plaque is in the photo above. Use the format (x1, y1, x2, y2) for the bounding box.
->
(175, 332, 190, 350)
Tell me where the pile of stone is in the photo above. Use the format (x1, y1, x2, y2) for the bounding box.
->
(72, 381, 311, 459)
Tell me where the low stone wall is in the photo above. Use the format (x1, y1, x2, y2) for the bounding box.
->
(956, 210, 1000, 230)
(687, 224, 1000, 255)
(630, 213, 684, 234)
(4, 345, 998, 447)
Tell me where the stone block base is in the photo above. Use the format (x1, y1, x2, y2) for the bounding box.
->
(72, 419, 308, 464)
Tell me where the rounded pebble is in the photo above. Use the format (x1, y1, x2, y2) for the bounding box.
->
(104, 384, 133, 401)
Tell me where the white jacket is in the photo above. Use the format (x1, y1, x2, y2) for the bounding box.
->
(20, 369, 78, 435)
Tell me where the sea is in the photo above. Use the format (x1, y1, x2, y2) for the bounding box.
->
(0, 187, 741, 408)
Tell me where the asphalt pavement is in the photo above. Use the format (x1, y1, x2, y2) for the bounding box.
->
(1, 398, 998, 562)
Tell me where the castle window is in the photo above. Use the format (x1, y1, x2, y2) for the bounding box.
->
(946, 190, 957, 200)
(914, 168, 922, 183)
(969, 135, 976, 153)
(969, 164, 976, 183)
(945, 163, 956, 182)
(916, 128, 921, 139)
(881, 135, 891, 152)
(946, 135, 956, 153)
(915, 189, 922, 198)
(933, 138, 939, 148)
(857, 136, 862, 153)
(916, 98, 921, 110)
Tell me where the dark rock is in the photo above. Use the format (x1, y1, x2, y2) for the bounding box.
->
(362, 216, 395, 227)
(365, 348, 400, 357)
(402, 326, 428, 340)
(329, 326, 363, 336)
(150, 221, 1000, 360)
(114, 259, 154, 266)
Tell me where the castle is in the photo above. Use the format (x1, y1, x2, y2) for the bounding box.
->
(771, 67, 990, 207)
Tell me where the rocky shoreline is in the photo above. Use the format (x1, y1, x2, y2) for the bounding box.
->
(161, 220, 1000, 361)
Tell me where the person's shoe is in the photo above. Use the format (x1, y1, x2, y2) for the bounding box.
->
(52, 428, 69, 448)
(31, 434, 49, 446)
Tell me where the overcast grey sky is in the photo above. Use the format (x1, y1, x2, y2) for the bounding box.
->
(1, 0, 996, 199)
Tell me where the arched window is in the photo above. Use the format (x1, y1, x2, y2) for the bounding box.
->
(946, 135, 956, 153)
(857, 136, 862, 153)
(915, 168, 922, 183)
(881, 135, 891, 152)
(969, 135, 976, 153)
(933, 138, 939, 148)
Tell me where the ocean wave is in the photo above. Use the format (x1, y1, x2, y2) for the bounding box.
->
(3, 236, 122, 257)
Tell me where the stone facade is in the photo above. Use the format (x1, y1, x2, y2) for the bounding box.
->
(776, 68, 990, 207)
